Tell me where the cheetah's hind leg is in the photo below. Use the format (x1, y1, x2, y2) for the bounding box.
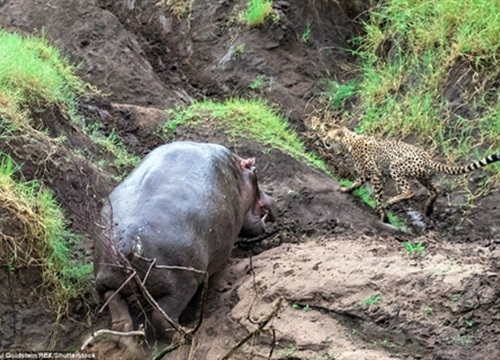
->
(417, 177, 440, 216)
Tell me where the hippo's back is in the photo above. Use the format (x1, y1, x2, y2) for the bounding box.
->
(97, 142, 245, 292)
(110, 142, 237, 220)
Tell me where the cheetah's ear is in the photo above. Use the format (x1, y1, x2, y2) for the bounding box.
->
(336, 127, 348, 138)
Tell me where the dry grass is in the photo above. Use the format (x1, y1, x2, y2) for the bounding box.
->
(0, 152, 92, 320)
(156, 0, 194, 18)
(0, 30, 94, 334)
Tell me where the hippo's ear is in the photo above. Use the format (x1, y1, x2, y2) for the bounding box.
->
(240, 157, 256, 170)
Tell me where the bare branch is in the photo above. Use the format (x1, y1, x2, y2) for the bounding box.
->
(132, 272, 185, 333)
(142, 258, 157, 285)
(152, 264, 206, 275)
(221, 297, 283, 360)
(80, 326, 146, 351)
(98, 270, 137, 314)
(246, 256, 261, 325)
(151, 340, 185, 360)
(133, 253, 207, 275)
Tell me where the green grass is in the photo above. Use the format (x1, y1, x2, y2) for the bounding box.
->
(403, 241, 425, 257)
(83, 122, 140, 175)
(0, 154, 92, 314)
(292, 303, 312, 312)
(164, 98, 328, 172)
(363, 294, 382, 306)
(249, 75, 274, 92)
(249, 75, 265, 90)
(339, 178, 403, 227)
(232, 43, 246, 60)
(240, 0, 274, 26)
(330, 0, 500, 181)
(324, 79, 358, 111)
(301, 22, 312, 43)
(249, 74, 268, 90)
(281, 343, 298, 357)
(424, 305, 434, 316)
(0, 30, 84, 127)
(101, 131, 140, 173)
(0, 30, 138, 177)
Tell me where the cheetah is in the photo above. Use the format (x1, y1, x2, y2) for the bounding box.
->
(324, 127, 500, 222)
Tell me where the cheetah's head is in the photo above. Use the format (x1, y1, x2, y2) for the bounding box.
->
(323, 127, 352, 151)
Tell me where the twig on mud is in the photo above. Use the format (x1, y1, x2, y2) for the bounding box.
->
(268, 328, 276, 360)
(151, 341, 185, 360)
(187, 336, 198, 360)
(246, 256, 262, 325)
(153, 264, 206, 274)
(98, 258, 207, 334)
(80, 325, 146, 351)
(221, 297, 283, 360)
(235, 229, 279, 247)
(132, 259, 210, 334)
(93, 221, 107, 229)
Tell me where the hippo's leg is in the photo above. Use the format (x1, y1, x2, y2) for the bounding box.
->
(151, 279, 200, 340)
(104, 290, 134, 349)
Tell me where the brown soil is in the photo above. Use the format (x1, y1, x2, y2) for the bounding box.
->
(0, 1, 499, 359)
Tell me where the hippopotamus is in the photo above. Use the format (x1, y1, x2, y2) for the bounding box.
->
(94, 141, 277, 347)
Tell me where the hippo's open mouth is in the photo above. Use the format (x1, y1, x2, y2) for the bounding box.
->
(258, 195, 277, 226)
(260, 208, 269, 226)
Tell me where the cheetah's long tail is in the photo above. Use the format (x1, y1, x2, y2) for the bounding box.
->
(432, 154, 500, 175)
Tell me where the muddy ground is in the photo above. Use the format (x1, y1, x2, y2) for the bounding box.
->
(0, 0, 499, 359)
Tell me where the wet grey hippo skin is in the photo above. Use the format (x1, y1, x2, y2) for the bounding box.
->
(94, 141, 277, 347)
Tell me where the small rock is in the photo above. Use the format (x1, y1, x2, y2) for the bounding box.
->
(275, 0, 290, 8)
(264, 41, 280, 50)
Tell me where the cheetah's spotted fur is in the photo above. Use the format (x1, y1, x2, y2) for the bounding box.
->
(325, 127, 500, 222)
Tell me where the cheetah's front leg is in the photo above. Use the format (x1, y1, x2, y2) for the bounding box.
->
(386, 176, 414, 206)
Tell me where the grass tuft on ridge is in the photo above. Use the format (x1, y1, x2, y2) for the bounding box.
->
(0, 30, 84, 126)
(240, 0, 274, 26)
(164, 98, 328, 172)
